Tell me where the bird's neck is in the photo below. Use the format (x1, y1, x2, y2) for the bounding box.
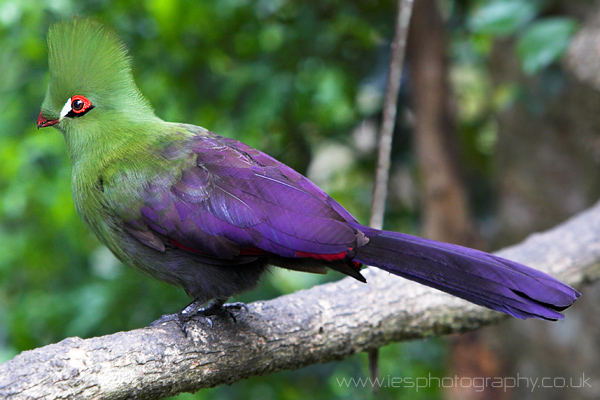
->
(68, 119, 195, 191)
(66, 114, 160, 170)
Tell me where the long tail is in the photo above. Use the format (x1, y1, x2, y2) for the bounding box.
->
(352, 224, 580, 320)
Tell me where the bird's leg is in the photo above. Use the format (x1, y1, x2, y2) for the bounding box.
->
(150, 298, 248, 332)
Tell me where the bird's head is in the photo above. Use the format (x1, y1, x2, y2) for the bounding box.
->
(37, 18, 155, 136)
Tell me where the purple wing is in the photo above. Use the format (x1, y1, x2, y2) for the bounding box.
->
(120, 130, 580, 320)
(136, 134, 361, 261)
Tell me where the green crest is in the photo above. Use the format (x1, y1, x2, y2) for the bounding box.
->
(43, 18, 152, 118)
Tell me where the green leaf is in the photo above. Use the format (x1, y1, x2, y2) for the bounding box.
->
(516, 17, 578, 74)
(468, 0, 538, 36)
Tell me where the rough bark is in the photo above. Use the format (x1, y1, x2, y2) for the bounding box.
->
(1, 200, 599, 400)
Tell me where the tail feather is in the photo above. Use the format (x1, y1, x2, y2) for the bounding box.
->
(353, 225, 580, 320)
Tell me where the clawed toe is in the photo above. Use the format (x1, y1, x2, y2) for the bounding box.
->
(150, 299, 248, 334)
(214, 301, 248, 322)
(149, 313, 180, 327)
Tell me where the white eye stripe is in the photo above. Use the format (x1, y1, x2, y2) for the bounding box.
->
(60, 97, 73, 119)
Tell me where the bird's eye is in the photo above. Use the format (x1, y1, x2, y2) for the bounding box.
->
(72, 98, 84, 111)
(70, 95, 92, 114)
(61, 95, 94, 119)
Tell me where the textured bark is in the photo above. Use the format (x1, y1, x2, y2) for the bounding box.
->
(1, 200, 599, 400)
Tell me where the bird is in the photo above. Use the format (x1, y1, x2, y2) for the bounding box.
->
(37, 18, 579, 328)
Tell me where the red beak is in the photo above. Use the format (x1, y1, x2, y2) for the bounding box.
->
(37, 112, 59, 129)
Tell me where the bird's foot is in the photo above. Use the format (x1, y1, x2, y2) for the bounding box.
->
(203, 301, 248, 323)
(150, 299, 248, 335)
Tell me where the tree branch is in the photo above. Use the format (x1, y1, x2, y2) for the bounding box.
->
(2, 201, 600, 399)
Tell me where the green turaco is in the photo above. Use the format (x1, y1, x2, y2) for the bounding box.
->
(37, 18, 579, 327)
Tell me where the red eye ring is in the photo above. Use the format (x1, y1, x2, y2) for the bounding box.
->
(70, 95, 92, 114)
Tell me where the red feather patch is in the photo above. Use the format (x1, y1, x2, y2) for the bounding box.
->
(295, 249, 350, 261)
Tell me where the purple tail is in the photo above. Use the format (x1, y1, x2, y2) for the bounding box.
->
(353, 224, 580, 320)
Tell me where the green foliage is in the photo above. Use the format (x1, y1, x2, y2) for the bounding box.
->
(468, 0, 578, 74)
(468, 0, 537, 36)
(449, 0, 579, 211)
(516, 17, 578, 74)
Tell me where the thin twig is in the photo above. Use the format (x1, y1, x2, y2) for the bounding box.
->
(368, 0, 414, 388)
(369, 0, 414, 230)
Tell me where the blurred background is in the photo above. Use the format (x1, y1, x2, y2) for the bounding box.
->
(1, 0, 599, 399)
